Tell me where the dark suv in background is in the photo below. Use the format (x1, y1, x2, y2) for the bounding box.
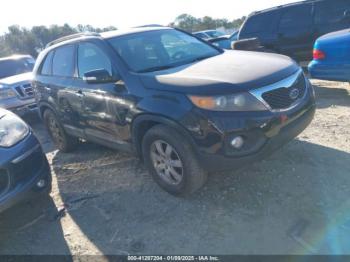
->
(33, 27, 315, 196)
(238, 0, 350, 62)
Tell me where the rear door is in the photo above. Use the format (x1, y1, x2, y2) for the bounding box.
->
(34, 45, 84, 137)
(314, 0, 350, 38)
(51, 44, 85, 137)
(275, 4, 314, 61)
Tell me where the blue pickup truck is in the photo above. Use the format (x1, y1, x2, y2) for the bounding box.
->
(309, 29, 350, 82)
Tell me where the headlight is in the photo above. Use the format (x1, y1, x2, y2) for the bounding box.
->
(0, 112, 29, 147)
(0, 88, 17, 99)
(188, 92, 268, 111)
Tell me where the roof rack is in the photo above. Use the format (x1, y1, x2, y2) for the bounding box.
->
(46, 32, 100, 48)
(251, 0, 321, 15)
(134, 24, 164, 28)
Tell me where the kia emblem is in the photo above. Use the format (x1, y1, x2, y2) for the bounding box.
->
(289, 88, 300, 100)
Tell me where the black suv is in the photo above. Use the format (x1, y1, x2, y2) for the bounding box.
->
(238, 0, 350, 61)
(33, 27, 316, 196)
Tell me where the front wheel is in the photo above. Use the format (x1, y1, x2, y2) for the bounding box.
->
(142, 125, 207, 196)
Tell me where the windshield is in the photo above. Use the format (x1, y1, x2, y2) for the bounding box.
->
(0, 57, 35, 79)
(205, 30, 225, 38)
(108, 29, 221, 73)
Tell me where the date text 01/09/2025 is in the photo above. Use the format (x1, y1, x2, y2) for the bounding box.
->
(127, 255, 220, 261)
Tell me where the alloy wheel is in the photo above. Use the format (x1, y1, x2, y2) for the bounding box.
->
(150, 140, 184, 185)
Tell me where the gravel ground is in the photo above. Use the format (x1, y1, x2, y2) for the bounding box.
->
(0, 80, 349, 255)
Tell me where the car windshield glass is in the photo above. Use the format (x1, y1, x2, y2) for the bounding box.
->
(108, 29, 220, 73)
(205, 31, 225, 38)
(0, 58, 34, 79)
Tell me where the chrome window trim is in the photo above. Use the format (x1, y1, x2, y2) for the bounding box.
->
(249, 68, 308, 112)
(11, 144, 41, 164)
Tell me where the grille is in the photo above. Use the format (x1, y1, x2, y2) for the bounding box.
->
(0, 169, 10, 197)
(23, 83, 34, 97)
(262, 74, 306, 110)
(14, 83, 34, 98)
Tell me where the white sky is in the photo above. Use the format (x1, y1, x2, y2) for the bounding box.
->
(1, 0, 299, 33)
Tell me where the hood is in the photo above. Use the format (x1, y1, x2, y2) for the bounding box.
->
(138, 51, 299, 95)
(0, 72, 33, 86)
(0, 108, 8, 118)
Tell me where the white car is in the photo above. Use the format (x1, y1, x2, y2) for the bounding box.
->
(0, 55, 37, 116)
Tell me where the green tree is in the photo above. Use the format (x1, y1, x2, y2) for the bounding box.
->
(172, 14, 246, 32)
(0, 24, 118, 58)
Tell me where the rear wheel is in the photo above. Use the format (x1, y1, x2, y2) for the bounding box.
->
(142, 125, 207, 196)
(43, 109, 78, 152)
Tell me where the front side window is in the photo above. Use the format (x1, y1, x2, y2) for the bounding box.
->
(314, 0, 350, 25)
(77, 42, 112, 78)
(0, 57, 35, 79)
(108, 29, 220, 73)
(52, 45, 75, 77)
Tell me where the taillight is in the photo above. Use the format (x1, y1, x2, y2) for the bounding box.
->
(313, 49, 326, 60)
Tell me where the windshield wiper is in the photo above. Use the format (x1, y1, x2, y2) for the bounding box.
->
(137, 65, 176, 73)
(188, 55, 215, 63)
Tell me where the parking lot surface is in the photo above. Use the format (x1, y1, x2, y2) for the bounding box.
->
(0, 80, 349, 255)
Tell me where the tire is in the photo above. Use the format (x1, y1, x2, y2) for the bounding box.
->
(142, 124, 208, 196)
(43, 109, 78, 152)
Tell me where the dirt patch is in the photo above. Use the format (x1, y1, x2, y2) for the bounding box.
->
(0, 80, 349, 255)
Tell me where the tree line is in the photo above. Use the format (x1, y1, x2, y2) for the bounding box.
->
(0, 14, 246, 58)
(0, 24, 117, 58)
(170, 14, 246, 33)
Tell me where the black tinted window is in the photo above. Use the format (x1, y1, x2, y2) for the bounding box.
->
(40, 51, 54, 75)
(78, 42, 112, 78)
(315, 0, 350, 25)
(241, 11, 279, 35)
(52, 45, 75, 77)
(0, 57, 34, 79)
(279, 5, 312, 29)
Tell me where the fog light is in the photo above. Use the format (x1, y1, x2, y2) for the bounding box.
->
(36, 179, 46, 188)
(231, 136, 244, 149)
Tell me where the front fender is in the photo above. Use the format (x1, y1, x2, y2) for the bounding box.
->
(131, 114, 198, 157)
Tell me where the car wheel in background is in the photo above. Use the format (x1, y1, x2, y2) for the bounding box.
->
(142, 125, 208, 196)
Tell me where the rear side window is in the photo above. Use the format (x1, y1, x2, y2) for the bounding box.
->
(279, 5, 312, 29)
(77, 42, 112, 78)
(240, 11, 279, 35)
(314, 0, 350, 25)
(52, 45, 75, 77)
(40, 51, 54, 75)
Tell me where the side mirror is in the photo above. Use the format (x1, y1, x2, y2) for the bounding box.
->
(232, 38, 261, 51)
(344, 10, 350, 19)
(83, 69, 118, 84)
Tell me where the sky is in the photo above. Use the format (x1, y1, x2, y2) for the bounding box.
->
(1, 0, 300, 33)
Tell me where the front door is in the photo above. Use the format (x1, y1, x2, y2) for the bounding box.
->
(314, 0, 350, 39)
(75, 41, 132, 149)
